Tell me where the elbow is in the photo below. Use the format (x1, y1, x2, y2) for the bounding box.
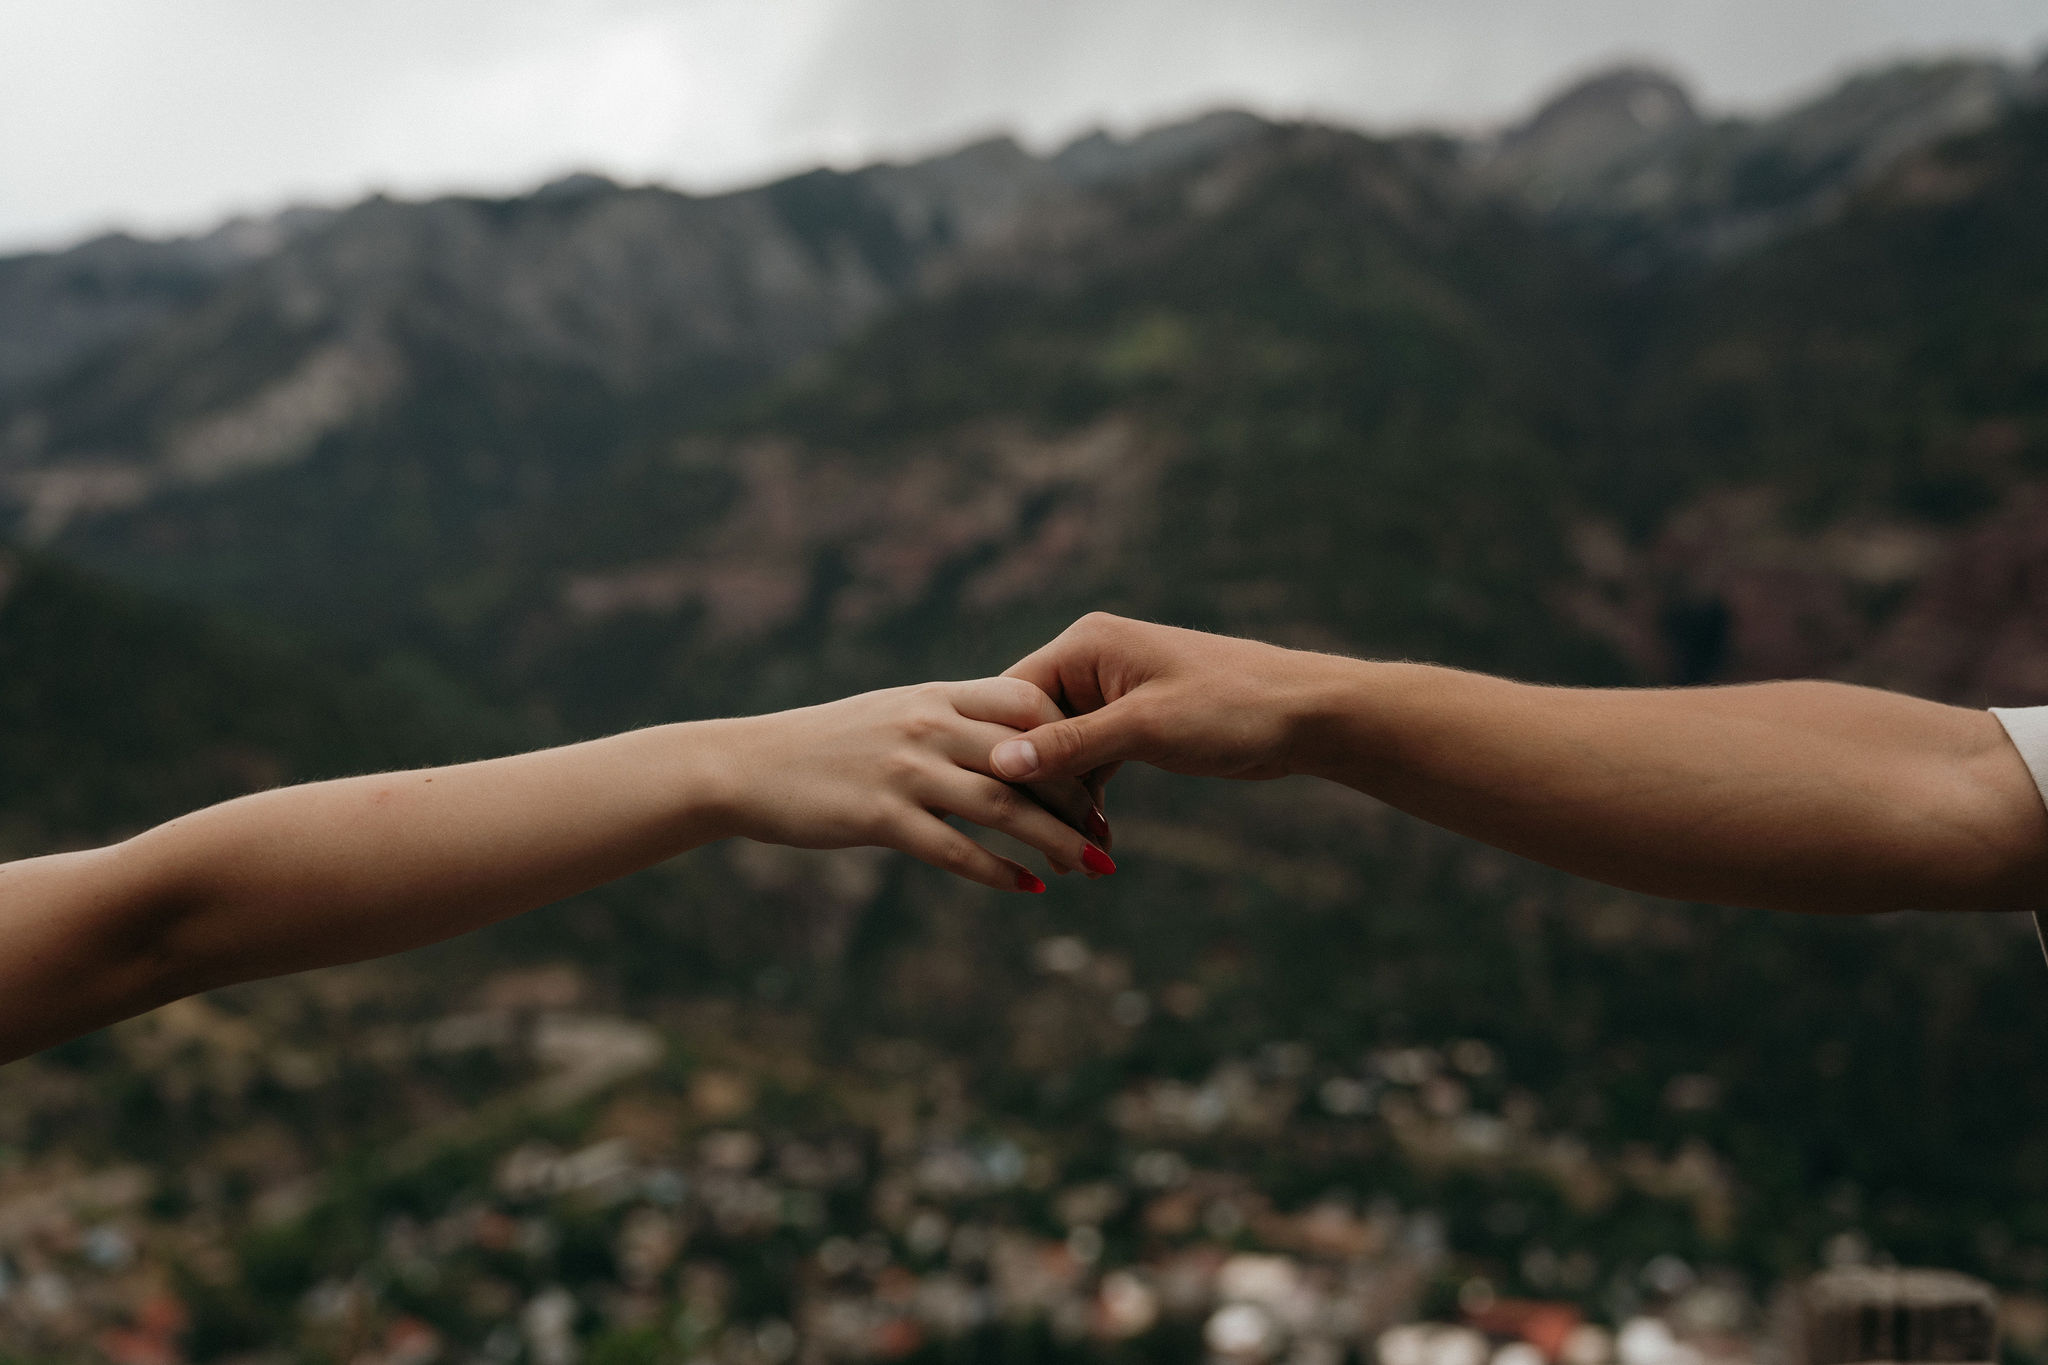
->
(1894, 748, 2048, 914)
(1732, 742, 2048, 916)
(0, 840, 220, 1063)
(90, 835, 223, 1008)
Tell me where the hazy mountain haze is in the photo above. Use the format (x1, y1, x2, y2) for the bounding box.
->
(2, 0, 2043, 251)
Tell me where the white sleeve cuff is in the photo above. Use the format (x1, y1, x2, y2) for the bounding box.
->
(1992, 706, 2048, 806)
(1989, 706, 2048, 966)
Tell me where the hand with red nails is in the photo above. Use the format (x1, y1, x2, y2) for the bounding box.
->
(993, 613, 2048, 917)
(714, 678, 1112, 892)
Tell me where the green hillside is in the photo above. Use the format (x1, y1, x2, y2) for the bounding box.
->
(47, 125, 1634, 733)
(1624, 100, 2048, 520)
(0, 548, 511, 854)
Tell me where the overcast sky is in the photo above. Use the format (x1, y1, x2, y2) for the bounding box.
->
(2, 0, 2044, 254)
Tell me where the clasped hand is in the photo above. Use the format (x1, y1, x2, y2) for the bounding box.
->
(759, 615, 1312, 892)
(712, 678, 1115, 893)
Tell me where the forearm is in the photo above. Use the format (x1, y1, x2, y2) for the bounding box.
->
(1006, 613, 2048, 912)
(5, 675, 1107, 1064)
(139, 720, 742, 975)
(0, 722, 740, 1060)
(1287, 660, 2048, 913)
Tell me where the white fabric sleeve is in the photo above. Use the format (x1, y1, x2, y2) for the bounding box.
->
(1989, 706, 2048, 967)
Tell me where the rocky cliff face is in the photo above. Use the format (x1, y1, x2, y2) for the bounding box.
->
(0, 212, 332, 394)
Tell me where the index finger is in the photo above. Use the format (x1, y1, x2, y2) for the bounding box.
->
(1002, 628, 1113, 719)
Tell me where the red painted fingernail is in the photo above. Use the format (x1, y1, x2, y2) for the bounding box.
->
(1084, 806, 1110, 845)
(1016, 870, 1046, 893)
(1080, 845, 1116, 876)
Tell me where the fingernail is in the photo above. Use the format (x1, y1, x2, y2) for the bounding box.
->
(1080, 845, 1116, 876)
(993, 739, 1039, 779)
(1084, 806, 1110, 845)
(1015, 869, 1046, 894)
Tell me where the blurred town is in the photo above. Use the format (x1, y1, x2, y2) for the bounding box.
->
(0, 945, 2035, 1365)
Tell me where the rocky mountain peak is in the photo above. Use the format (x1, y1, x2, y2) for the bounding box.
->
(1484, 66, 1700, 206)
(1051, 109, 1270, 186)
(1477, 55, 2037, 261)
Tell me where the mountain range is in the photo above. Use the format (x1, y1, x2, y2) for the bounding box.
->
(5, 49, 2048, 1362)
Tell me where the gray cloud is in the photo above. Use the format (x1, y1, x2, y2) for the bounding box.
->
(0, 0, 2042, 252)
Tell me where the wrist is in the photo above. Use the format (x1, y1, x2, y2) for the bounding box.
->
(666, 716, 760, 843)
(1278, 651, 1389, 781)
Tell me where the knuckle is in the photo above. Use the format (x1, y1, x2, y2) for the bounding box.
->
(898, 711, 944, 746)
(870, 803, 915, 844)
(1082, 609, 1134, 636)
(1044, 719, 1086, 761)
(1000, 675, 1044, 714)
(984, 783, 1022, 823)
(882, 750, 928, 788)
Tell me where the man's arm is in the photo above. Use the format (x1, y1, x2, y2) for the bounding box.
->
(992, 614, 2048, 914)
(0, 679, 1109, 1064)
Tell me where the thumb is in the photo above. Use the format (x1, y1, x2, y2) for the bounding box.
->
(991, 700, 1143, 781)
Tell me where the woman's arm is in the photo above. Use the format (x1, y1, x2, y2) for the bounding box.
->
(0, 678, 1112, 1063)
(991, 613, 2048, 914)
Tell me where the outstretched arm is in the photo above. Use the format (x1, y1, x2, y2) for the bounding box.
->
(0, 679, 1112, 1063)
(992, 614, 2048, 915)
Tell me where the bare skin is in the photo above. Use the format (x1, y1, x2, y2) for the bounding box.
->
(0, 678, 1112, 1064)
(992, 613, 2048, 915)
